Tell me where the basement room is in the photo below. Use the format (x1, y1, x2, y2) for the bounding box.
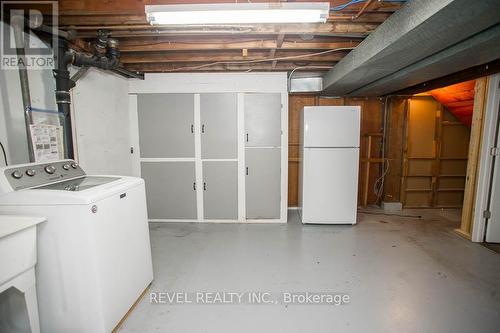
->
(0, 1, 499, 332)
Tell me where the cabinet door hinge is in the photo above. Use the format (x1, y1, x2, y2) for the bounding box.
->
(483, 210, 491, 219)
(490, 147, 499, 156)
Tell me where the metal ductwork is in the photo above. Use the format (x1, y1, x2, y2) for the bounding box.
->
(352, 23, 500, 96)
(322, 0, 500, 96)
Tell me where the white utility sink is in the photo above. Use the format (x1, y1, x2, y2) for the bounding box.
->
(0, 215, 46, 333)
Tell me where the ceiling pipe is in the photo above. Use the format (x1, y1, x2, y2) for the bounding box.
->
(53, 29, 133, 159)
(351, 0, 377, 20)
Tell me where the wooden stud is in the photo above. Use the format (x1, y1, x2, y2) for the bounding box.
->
(459, 77, 489, 239)
(363, 135, 372, 206)
(431, 106, 443, 207)
(271, 33, 285, 69)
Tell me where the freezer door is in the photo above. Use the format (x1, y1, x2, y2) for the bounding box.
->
(301, 148, 359, 224)
(303, 106, 360, 148)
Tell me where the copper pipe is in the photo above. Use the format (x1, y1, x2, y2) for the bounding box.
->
(352, 0, 377, 20)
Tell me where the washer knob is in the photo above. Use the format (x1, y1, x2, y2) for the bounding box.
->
(44, 165, 56, 174)
(11, 170, 23, 179)
(62, 164, 70, 170)
(71, 162, 78, 169)
(26, 169, 36, 177)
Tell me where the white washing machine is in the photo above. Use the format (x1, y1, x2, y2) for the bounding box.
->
(0, 160, 153, 333)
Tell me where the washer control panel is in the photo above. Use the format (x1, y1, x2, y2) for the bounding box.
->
(4, 160, 86, 191)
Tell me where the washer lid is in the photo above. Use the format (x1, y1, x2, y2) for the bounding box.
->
(33, 176, 120, 192)
(0, 176, 144, 205)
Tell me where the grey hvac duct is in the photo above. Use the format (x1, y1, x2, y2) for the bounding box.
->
(322, 0, 500, 96)
(351, 23, 500, 96)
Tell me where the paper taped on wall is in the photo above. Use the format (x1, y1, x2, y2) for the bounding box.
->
(30, 124, 64, 162)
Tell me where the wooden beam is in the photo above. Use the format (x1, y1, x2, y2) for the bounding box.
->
(60, 22, 378, 36)
(119, 39, 359, 52)
(57, 12, 393, 26)
(123, 61, 335, 72)
(58, 0, 402, 15)
(120, 50, 345, 64)
(395, 59, 500, 95)
(363, 135, 373, 206)
(458, 77, 489, 238)
(271, 33, 285, 69)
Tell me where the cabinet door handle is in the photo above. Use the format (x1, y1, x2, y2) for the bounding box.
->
(193, 182, 196, 191)
(203, 182, 207, 191)
(191, 124, 194, 133)
(246, 167, 249, 175)
(246, 133, 249, 142)
(202, 124, 205, 133)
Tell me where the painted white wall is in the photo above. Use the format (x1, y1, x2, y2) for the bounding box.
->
(71, 67, 132, 176)
(129, 72, 288, 93)
(0, 21, 56, 166)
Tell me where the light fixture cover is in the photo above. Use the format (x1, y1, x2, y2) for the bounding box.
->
(145, 2, 330, 25)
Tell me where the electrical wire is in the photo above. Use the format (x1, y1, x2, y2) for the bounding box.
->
(373, 95, 391, 204)
(331, 0, 408, 11)
(0, 141, 8, 166)
(158, 47, 354, 72)
(373, 159, 389, 202)
(357, 210, 422, 219)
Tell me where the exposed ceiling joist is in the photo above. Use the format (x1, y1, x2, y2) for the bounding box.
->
(51, 0, 403, 73)
(61, 22, 379, 37)
(124, 62, 335, 73)
(57, 12, 394, 26)
(119, 39, 359, 52)
(120, 50, 346, 64)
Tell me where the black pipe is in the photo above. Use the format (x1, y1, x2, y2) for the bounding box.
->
(53, 39, 76, 159)
(52, 33, 131, 159)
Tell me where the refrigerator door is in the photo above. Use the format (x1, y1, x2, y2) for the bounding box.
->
(303, 106, 360, 148)
(302, 148, 359, 224)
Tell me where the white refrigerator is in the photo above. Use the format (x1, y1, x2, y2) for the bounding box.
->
(298, 106, 361, 224)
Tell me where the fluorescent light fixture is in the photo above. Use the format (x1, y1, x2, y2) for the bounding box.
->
(145, 3, 330, 25)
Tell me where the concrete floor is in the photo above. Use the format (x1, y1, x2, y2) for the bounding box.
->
(119, 209, 500, 333)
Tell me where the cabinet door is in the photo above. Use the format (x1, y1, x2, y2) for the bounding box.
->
(137, 94, 194, 158)
(141, 162, 197, 219)
(245, 148, 281, 219)
(244, 93, 281, 147)
(203, 161, 238, 220)
(200, 93, 238, 159)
